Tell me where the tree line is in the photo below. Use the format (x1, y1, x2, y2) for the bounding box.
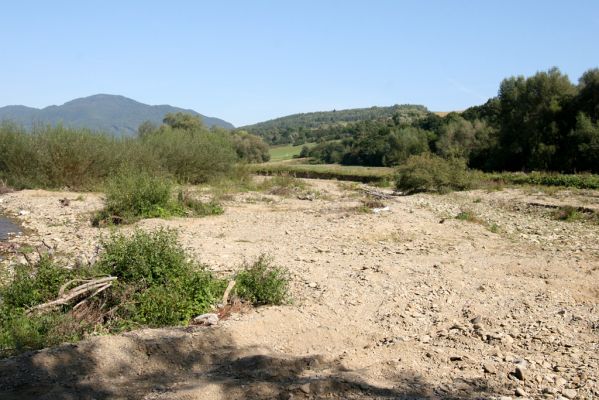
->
(239, 105, 429, 145)
(304, 67, 599, 173)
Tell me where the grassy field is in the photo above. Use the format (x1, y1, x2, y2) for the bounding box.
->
(269, 143, 315, 162)
(250, 159, 395, 184)
(252, 158, 599, 190)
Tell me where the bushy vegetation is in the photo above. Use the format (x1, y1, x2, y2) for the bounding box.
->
(483, 171, 599, 190)
(231, 131, 270, 163)
(0, 229, 289, 357)
(0, 123, 135, 189)
(250, 162, 394, 184)
(396, 154, 472, 194)
(0, 112, 269, 190)
(257, 174, 307, 196)
(234, 255, 289, 305)
(92, 171, 224, 226)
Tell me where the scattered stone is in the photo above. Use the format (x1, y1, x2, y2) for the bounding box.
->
(561, 389, 577, 399)
(299, 383, 311, 394)
(515, 387, 528, 397)
(419, 335, 431, 343)
(513, 366, 526, 381)
(483, 362, 497, 374)
(192, 313, 219, 326)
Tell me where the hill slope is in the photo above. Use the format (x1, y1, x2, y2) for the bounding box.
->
(240, 104, 429, 143)
(0, 94, 234, 135)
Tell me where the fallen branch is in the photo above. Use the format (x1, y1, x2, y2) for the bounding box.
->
(360, 188, 396, 200)
(28, 276, 117, 314)
(222, 280, 236, 305)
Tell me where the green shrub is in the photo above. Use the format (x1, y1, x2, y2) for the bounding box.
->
(177, 190, 224, 216)
(143, 129, 237, 184)
(482, 171, 599, 190)
(0, 123, 239, 190)
(93, 172, 177, 225)
(1, 257, 77, 309)
(235, 255, 289, 305)
(396, 153, 472, 194)
(455, 210, 479, 222)
(552, 206, 584, 222)
(0, 230, 289, 356)
(0, 257, 94, 356)
(258, 174, 307, 196)
(93, 172, 225, 225)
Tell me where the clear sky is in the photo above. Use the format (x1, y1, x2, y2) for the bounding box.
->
(1, 1, 598, 126)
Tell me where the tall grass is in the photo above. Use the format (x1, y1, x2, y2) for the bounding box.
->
(0, 123, 238, 190)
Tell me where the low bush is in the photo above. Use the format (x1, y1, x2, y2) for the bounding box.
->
(235, 255, 289, 305)
(0, 230, 289, 357)
(93, 171, 224, 225)
(0, 123, 239, 190)
(257, 174, 307, 196)
(483, 171, 599, 190)
(396, 153, 472, 194)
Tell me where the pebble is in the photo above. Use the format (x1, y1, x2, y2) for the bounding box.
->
(515, 388, 527, 397)
(514, 366, 526, 381)
(299, 383, 311, 394)
(192, 313, 219, 326)
(561, 389, 577, 399)
(483, 362, 497, 374)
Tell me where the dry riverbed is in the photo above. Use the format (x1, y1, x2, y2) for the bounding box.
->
(0, 179, 598, 399)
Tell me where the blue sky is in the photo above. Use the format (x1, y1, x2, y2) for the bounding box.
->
(1, 1, 598, 126)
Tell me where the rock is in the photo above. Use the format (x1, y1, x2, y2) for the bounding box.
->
(556, 377, 567, 387)
(561, 389, 577, 399)
(420, 335, 431, 343)
(372, 206, 390, 214)
(542, 387, 557, 395)
(299, 383, 311, 394)
(308, 282, 317, 288)
(471, 316, 482, 324)
(18, 210, 29, 216)
(449, 356, 463, 362)
(513, 366, 526, 381)
(192, 313, 219, 326)
(515, 387, 528, 397)
(483, 362, 497, 374)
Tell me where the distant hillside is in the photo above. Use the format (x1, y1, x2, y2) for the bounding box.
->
(240, 104, 429, 144)
(0, 94, 234, 135)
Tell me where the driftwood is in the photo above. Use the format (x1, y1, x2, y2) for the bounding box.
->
(28, 276, 117, 314)
(360, 188, 396, 200)
(222, 280, 236, 305)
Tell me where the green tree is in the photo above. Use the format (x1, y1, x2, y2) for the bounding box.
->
(496, 67, 577, 170)
(162, 113, 204, 131)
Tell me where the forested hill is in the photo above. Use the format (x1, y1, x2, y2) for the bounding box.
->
(240, 104, 429, 144)
(0, 94, 234, 135)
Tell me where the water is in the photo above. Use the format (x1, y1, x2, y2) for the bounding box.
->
(0, 216, 21, 241)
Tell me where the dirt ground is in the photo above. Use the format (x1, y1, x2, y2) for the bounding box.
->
(0, 179, 598, 400)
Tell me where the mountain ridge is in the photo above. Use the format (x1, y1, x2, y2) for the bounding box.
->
(0, 94, 234, 135)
